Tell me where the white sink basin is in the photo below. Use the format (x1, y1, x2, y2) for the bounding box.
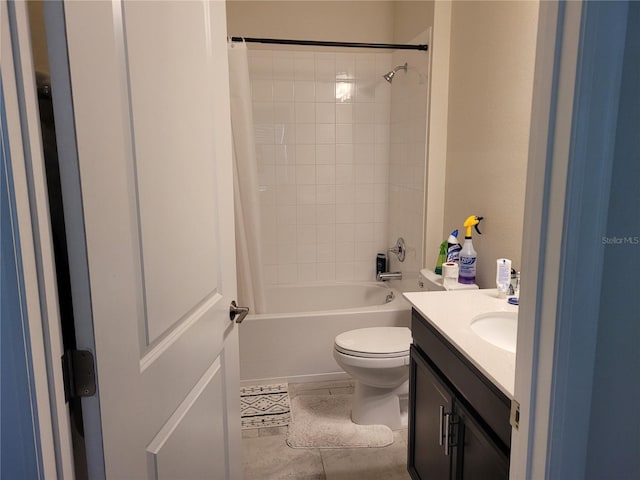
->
(470, 312, 518, 353)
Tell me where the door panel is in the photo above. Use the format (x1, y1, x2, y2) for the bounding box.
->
(409, 346, 453, 479)
(123, 2, 220, 344)
(147, 359, 227, 480)
(47, 1, 241, 478)
(456, 401, 509, 480)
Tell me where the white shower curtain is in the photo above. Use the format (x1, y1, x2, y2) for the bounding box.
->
(228, 41, 266, 314)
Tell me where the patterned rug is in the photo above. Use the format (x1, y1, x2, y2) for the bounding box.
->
(240, 383, 291, 430)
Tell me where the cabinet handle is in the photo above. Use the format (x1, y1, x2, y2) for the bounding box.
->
(438, 405, 444, 447)
(444, 412, 450, 456)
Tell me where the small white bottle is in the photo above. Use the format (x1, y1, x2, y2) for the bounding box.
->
(496, 258, 512, 297)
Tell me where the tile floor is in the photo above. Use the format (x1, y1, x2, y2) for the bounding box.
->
(242, 380, 411, 480)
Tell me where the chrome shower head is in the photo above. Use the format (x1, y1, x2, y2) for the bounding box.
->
(383, 62, 408, 83)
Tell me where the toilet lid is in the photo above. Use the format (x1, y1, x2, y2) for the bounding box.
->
(335, 327, 412, 358)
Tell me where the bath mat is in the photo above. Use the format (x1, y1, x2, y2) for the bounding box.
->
(286, 394, 393, 448)
(240, 383, 291, 430)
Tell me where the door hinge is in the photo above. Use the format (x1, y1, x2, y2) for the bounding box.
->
(510, 399, 520, 430)
(62, 350, 96, 401)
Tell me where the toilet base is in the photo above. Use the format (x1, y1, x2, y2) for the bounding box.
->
(351, 379, 409, 430)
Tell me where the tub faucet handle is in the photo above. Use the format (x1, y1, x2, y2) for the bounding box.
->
(388, 237, 406, 262)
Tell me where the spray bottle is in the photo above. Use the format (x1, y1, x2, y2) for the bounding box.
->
(434, 241, 447, 275)
(458, 215, 484, 284)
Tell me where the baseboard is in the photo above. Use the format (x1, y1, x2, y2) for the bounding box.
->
(240, 371, 350, 387)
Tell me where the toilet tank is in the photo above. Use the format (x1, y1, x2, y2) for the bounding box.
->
(418, 269, 478, 291)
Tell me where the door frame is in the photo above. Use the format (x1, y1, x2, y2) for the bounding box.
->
(3, 1, 74, 478)
(41, 1, 107, 475)
(511, 0, 629, 478)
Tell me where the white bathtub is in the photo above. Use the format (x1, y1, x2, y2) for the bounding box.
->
(239, 283, 411, 385)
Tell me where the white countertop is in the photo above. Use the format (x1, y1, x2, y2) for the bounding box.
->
(403, 289, 518, 398)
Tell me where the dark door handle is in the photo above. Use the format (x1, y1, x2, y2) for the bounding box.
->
(229, 300, 249, 324)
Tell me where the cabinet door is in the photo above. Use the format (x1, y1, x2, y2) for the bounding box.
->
(455, 401, 509, 480)
(408, 346, 455, 480)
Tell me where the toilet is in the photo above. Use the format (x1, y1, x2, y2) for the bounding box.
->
(333, 327, 412, 430)
(333, 270, 478, 430)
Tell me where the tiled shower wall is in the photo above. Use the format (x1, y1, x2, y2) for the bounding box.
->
(387, 43, 429, 276)
(248, 50, 393, 284)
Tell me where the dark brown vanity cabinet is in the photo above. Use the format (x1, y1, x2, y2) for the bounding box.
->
(408, 309, 511, 480)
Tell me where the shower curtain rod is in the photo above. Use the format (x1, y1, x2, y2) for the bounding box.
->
(230, 36, 428, 51)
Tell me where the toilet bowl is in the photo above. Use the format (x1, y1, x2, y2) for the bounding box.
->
(333, 326, 412, 430)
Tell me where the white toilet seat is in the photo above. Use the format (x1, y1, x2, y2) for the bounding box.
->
(334, 349, 410, 368)
(334, 345, 409, 358)
(334, 327, 412, 358)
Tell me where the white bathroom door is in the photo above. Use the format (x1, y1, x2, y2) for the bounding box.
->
(47, 1, 242, 478)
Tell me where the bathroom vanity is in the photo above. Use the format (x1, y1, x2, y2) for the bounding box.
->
(402, 290, 517, 480)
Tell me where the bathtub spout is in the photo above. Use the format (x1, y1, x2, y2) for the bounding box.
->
(377, 271, 402, 282)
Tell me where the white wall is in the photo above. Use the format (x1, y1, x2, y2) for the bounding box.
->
(393, 0, 434, 44)
(26, 1, 49, 74)
(226, 0, 395, 45)
(441, 1, 538, 287)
